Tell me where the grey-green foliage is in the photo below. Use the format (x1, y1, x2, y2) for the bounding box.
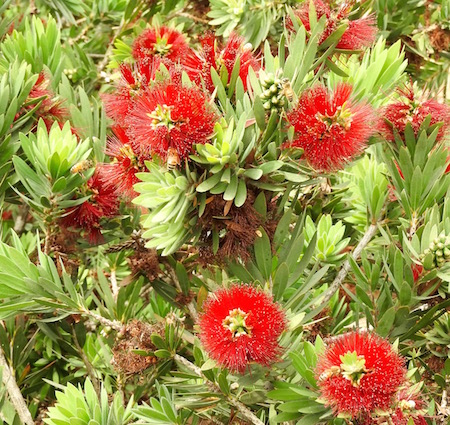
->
(44, 378, 134, 425)
(193, 115, 283, 207)
(328, 38, 407, 107)
(208, 0, 292, 47)
(0, 60, 38, 197)
(13, 120, 91, 214)
(58, 74, 108, 152)
(340, 154, 389, 228)
(37, 0, 88, 25)
(383, 121, 450, 219)
(132, 381, 191, 424)
(0, 231, 85, 319)
(0, 16, 65, 86)
(304, 214, 350, 264)
(133, 161, 199, 256)
(267, 336, 333, 424)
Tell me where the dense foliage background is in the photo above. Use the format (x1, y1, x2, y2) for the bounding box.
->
(0, 0, 449, 424)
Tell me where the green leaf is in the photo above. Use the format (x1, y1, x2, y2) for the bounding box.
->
(223, 173, 238, 201)
(377, 306, 396, 337)
(274, 262, 289, 301)
(243, 168, 264, 180)
(235, 178, 247, 207)
(253, 228, 272, 280)
(196, 173, 222, 192)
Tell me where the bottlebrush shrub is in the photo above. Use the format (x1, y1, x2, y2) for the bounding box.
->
(1, 1, 450, 425)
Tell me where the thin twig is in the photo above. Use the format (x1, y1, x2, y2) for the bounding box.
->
(0, 347, 34, 425)
(440, 378, 449, 424)
(78, 307, 123, 332)
(13, 204, 29, 235)
(97, 14, 128, 74)
(71, 326, 100, 396)
(318, 223, 378, 307)
(167, 269, 199, 323)
(110, 268, 119, 302)
(173, 354, 265, 425)
(175, 11, 210, 24)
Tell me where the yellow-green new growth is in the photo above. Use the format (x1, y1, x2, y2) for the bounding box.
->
(133, 161, 199, 256)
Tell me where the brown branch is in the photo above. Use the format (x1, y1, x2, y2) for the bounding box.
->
(166, 269, 199, 323)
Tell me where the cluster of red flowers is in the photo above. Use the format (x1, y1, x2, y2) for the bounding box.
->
(100, 126, 146, 199)
(126, 81, 217, 161)
(315, 332, 428, 424)
(102, 26, 264, 197)
(286, 83, 377, 171)
(198, 285, 286, 373)
(61, 167, 119, 243)
(290, 0, 377, 50)
(382, 85, 450, 142)
(184, 32, 260, 92)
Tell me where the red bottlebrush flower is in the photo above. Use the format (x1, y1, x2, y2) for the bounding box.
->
(101, 125, 149, 199)
(125, 81, 217, 161)
(289, 0, 377, 51)
(315, 332, 406, 419)
(1, 210, 13, 221)
(61, 168, 119, 243)
(382, 85, 450, 142)
(102, 58, 164, 126)
(132, 26, 189, 63)
(220, 33, 260, 90)
(198, 285, 287, 373)
(185, 32, 260, 92)
(25, 72, 69, 130)
(391, 387, 428, 425)
(286, 83, 377, 171)
(394, 161, 405, 179)
(411, 263, 423, 282)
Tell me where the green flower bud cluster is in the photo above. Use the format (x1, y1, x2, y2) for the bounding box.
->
(422, 233, 450, 270)
(259, 73, 291, 111)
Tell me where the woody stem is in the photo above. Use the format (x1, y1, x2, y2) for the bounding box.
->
(317, 223, 378, 309)
(0, 344, 34, 425)
(173, 354, 265, 425)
